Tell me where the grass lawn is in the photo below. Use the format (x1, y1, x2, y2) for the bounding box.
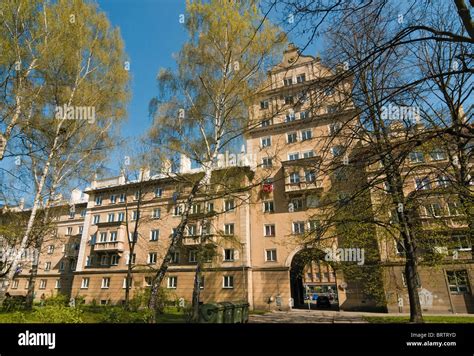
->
(0, 306, 186, 323)
(364, 315, 474, 323)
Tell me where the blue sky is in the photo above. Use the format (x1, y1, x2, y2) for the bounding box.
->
(97, 0, 319, 174)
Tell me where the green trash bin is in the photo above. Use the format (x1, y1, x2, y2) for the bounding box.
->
(199, 303, 225, 323)
(232, 302, 243, 323)
(219, 302, 234, 323)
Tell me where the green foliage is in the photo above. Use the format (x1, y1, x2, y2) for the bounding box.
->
(34, 305, 83, 323)
(100, 307, 153, 323)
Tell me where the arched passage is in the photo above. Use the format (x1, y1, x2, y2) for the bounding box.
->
(290, 248, 339, 309)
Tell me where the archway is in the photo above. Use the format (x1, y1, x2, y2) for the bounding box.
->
(290, 248, 339, 309)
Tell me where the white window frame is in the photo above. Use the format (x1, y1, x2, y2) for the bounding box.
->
(224, 249, 235, 262)
(223, 275, 234, 289)
(264, 224, 276, 237)
(224, 223, 235, 236)
(101, 277, 110, 289)
(265, 249, 277, 262)
(167, 276, 178, 289)
(150, 229, 160, 241)
(148, 252, 157, 264)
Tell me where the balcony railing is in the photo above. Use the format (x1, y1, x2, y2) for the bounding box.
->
(285, 180, 323, 193)
(93, 240, 125, 252)
(182, 235, 216, 245)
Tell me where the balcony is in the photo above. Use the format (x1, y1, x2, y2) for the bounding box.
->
(93, 240, 125, 253)
(285, 180, 323, 193)
(182, 235, 216, 246)
(64, 248, 79, 258)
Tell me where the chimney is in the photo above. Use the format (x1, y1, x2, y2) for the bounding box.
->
(179, 154, 192, 173)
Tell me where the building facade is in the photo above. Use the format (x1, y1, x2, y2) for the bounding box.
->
(4, 44, 473, 314)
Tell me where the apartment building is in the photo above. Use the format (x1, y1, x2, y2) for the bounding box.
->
(3, 44, 472, 314)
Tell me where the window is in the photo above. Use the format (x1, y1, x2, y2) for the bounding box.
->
(79, 226, 83, 234)
(415, 177, 431, 190)
(44, 262, 51, 271)
(81, 209, 87, 217)
(224, 249, 235, 261)
(191, 204, 201, 214)
(285, 112, 296, 122)
(152, 208, 161, 219)
(288, 152, 299, 161)
(173, 205, 183, 216)
(110, 231, 117, 242)
(430, 150, 446, 161)
(224, 223, 235, 236)
(119, 193, 126, 203)
(300, 111, 309, 120)
(283, 77, 293, 86)
(453, 235, 471, 250)
(99, 232, 107, 242)
(108, 213, 115, 222)
(111, 255, 119, 265)
(265, 249, 277, 262)
(290, 172, 300, 184)
(123, 277, 132, 289)
(81, 278, 89, 289)
(448, 202, 462, 216)
(117, 212, 125, 222)
(264, 224, 276, 237)
(436, 175, 450, 188)
(324, 87, 335, 96)
(446, 270, 470, 293)
(59, 261, 65, 271)
(132, 210, 139, 221)
(296, 74, 306, 83)
(12, 280, 19, 289)
(187, 224, 197, 236)
(261, 136, 271, 148)
(93, 215, 100, 224)
(39, 280, 47, 289)
(331, 146, 344, 157)
(69, 210, 75, 219)
(85, 256, 92, 267)
(395, 240, 406, 256)
(327, 105, 338, 114)
(155, 187, 163, 197)
(262, 157, 273, 168)
(301, 129, 312, 141)
(303, 151, 315, 159)
(168, 276, 178, 289)
(261, 118, 273, 127)
(170, 251, 180, 264)
(66, 227, 73, 235)
(126, 253, 136, 265)
(224, 199, 235, 212)
(201, 223, 211, 236)
(134, 191, 140, 200)
(260, 100, 269, 109)
(329, 122, 342, 135)
(284, 95, 294, 105)
(24, 280, 30, 289)
(293, 221, 305, 234)
(47, 245, 54, 254)
(291, 198, 304, 211)
(148, 253, 157, 264)
(95, 196, 102, 206)
(305, 170, 316, 182)
(101, 277, 110, 289)
(287, 132, 298, 144)
(100, 255, 109, 266)
(223, 276, 234, 289)
(428, 203, 442, 217)
(110, 194, 116, 204)
(150, 229, 160, 241)
(263, 200, 274, 213)
(409, 152, 424, 163)
(308, 220, 320, 232)
(145, 277, 153, 287)
(207, 202, 215, 213)
(189, 250, 197, 263)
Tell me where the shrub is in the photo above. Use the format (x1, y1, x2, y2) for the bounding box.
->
(44, 294, 69, 307)
(34, 305, 83, 323)
(100, 307, 153, 323)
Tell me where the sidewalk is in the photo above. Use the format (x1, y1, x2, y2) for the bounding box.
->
(249, 308, 474, 323)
